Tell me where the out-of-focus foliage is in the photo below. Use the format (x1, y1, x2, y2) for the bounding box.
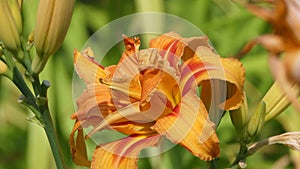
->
(0, 0, 299, 169)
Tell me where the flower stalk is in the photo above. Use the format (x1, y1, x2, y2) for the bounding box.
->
(1, 38, 66, 169)
(41, 102, 66, 169)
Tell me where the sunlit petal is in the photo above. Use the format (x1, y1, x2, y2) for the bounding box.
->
(149, 32, 212, 62)
(153, 91, 220, 161)
(91, 135, 161, 169)
(182, 46, 245, 110)
(74, 48, 106, 84)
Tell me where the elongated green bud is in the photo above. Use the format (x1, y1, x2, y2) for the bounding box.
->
(0, 0, 21, 51)
(247, 101, 266, 139)
(230, 93, 248, 139)
(263, 81, 299, 121)
(32, 0, 75, 73)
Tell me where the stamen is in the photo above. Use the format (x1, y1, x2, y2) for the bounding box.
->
(99, 78, 111, 85)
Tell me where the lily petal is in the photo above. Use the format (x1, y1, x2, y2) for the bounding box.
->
(88, 92, 172, 137)
(140, 68, 180, 108)
(91, 135, 161, 169)
(76, 83, 115, 125)
(182, 46, 245, 110)
(149, 32, 212, 62)
(153, 91, 220, 161)
(74, 48, 106, 84)
(120, 35, 140, 63)
(139, 68, 163, 103)
(70, 118, 91, 167)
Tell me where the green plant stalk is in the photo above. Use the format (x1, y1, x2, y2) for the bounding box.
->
(206, 159, 218, 169)
(20, 39, 33, 74)
(3, 48, 66, 169)
(15, 65, 66, 169)
(3, 49, 36, 109)
(4, 48, 42, 120)
(230, 143, 248, 168)
(32, 73, 42, 96)
(32, 73, 66, 169)
(41, 105, 66, 169)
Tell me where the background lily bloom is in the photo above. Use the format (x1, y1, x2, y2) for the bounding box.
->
(237, 0, 300, 111)
(70, 32, 245, 169)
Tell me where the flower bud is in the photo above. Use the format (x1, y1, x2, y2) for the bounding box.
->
(230, 93, 248, 140)
(246, 101, 266, 139)
(32, 0, 75, 73)
(17, 0, 22, 9)
(8, 0, 22, 35)
(0, 0, 21, 51)
(28, 31, 34, 44)
(0, 60, 8, 74)
(263, 81, 299, 121)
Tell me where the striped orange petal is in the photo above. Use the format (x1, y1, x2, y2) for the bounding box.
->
(91, 135, 161, 169)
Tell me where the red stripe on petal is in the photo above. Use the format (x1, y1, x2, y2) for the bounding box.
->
(153, 91, 220, 161)
(91, 135, 161, 169)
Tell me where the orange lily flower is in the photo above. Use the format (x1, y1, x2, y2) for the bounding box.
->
(70, 32, 245, 169)
(237, 0, 300, 110)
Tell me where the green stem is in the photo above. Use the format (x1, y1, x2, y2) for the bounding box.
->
(20, 37, 33, 74)
(12, 67, 37, 108)
(206, 159, 218, 169)
(3, 48, 66, 169)
(32, 73, 66, 169)
(32, 73, 42, 96)
(3, 49, 35, 101)
(41, 106, 66, 169)
(230, 143, 248, 168)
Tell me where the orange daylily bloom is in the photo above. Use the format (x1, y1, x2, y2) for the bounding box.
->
(237, 0, 300, 110)
(70, 32, 245, 169)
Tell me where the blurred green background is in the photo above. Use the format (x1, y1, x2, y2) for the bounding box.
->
(0, 0, 299, 169)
